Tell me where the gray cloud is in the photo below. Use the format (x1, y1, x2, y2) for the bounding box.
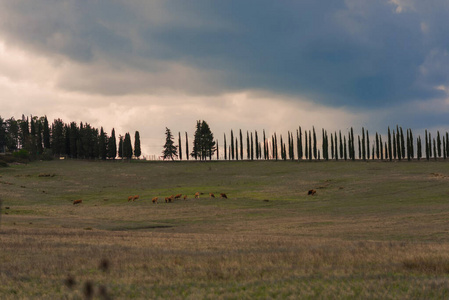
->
(0, 0, 449, 109)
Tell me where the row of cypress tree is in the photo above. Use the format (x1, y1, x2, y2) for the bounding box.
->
(175, 123, 449, 161)
(0, 115, 141, 160)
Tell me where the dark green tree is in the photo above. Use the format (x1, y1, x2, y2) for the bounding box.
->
(123, 132, 133, 159)
(240, 129, 243, 160)
(250, 132, 254, 160)
(118, 136, 124, 158)
(388, 127, 392, 161)
(134, 131, 141, 159)
(99, 127, 107, 160)
(191, 121, 215, 160)
(162, 127, 178, 160)
(313, 127, 317, 159)
(437, 131, 442, 158)
(255, 130, 259, 160)
(186, 132, 189, 160)
(107, 128, 117, 159)
(230, 130, 234, 160)
(178, 132, 182, 160)
(247, 131, 250, 160)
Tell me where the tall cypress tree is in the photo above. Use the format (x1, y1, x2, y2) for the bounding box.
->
(230, 130, 234, 160)
(134, 131, 141, 159)
(334, 132, 338, 161)
(250, 132, 254, 160)
(376, 133, 380, 159)
(99, 127, 107, 160)
(107, 127, 117, 159)
(123, 132, 133, 159)
(185, 132, 189, 160)
(308, 130, 312, 161)
(350, 127, 355, 160)
(313, 127, 317, 159)
(425, 130, 429, 160)
(304, 131, 308, 160)
(339, 131, 343, 160)
(240, 129, 244, 160)
(358, 135, 361, 159)
(366, 130, 370, 160)
(298, 127, 303, 160)
(177, 132, 182, 160)
(400, 127, 405, 159)
(263, 130, 267, 160)
(437, 131, 442, 157)
(255, 130, 259, 160)
(216, 139, 219, 160)
(446, 131, 449, 157)
(274, 132, 279, 160)
(362, 127, 366, 161)
(247, 131, 250, 159)
(118, 136, 123, 159)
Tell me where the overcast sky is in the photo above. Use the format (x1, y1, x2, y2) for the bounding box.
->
(1, 0, 449, 158)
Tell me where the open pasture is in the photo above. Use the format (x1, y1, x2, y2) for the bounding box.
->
(2, 159, 449, 298)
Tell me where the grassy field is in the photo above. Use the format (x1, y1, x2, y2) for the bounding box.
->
(1, 159, 449, 299)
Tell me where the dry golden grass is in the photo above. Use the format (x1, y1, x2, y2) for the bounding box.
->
(1, 160, 449, 298)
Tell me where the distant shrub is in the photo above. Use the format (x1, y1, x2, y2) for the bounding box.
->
(41, 149, 54, 161)
(13, 149, 30, 160)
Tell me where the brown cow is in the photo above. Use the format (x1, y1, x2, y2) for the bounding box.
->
(308, 189, 317, 196)
(220, 193, 228, 199)
(183, 195, 188, 200)
(73, 199, 83, 205)
(152, 197, 158, 204)
(133, 195, 139, 201)
(128, 196, 133, 202)
(174, 194, 182, 199)
(209, 193, 215, 198)
(194, 192, 200, 199)
(165, 197, 169, 203)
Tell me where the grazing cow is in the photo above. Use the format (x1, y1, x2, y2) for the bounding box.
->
(132, 195, 139, 201)
(169, 195, 174, 202)
(220, 193, 228, 199)
(152, 197, 158, 204)
(73, 199, 83, 205)
(209, 193, 215, 198)
(194, 192, 200, 199)
(174, 194, 182, 199)
(128, 196, 133, 202)
(165, 197, 169, 203)
(183, 195, 188, 200)
(308, 189, 317, 196)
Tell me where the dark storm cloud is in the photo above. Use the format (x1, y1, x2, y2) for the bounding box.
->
(1, 0, 448, 107)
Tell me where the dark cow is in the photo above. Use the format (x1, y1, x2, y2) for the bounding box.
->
(308, 189, 317, 196)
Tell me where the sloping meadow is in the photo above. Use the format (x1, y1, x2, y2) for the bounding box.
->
(1, 159, 449, 298)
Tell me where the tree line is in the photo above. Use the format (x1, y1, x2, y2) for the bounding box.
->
(165, 121, 449, 162)
(0, 115, 141, 160)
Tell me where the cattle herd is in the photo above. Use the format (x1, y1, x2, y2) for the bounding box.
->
(73, 189, 316, 205)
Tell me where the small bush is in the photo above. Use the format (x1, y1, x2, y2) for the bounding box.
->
(41, 149, 54, 161)
(13, 149, 30, 160)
